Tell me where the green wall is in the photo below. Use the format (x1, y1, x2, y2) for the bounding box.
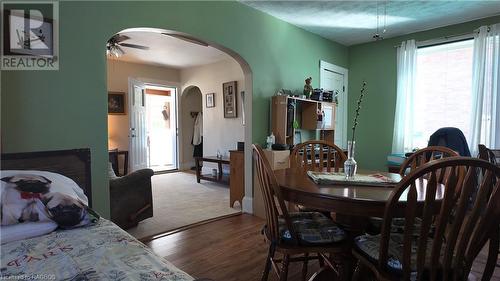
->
(347, 15, 500, 171)
(1, 1, 348, 217)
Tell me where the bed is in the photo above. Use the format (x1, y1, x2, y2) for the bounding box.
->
(1, 148, 194, 281)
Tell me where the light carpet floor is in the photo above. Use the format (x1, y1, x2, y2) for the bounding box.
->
(127, 171, 241, 240)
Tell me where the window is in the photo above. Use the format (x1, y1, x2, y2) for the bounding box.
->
(412, 39, 474, 149)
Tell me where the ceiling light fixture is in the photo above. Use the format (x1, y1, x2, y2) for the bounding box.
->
(106, 44, 124, 58)
(373, 0, 387, 41)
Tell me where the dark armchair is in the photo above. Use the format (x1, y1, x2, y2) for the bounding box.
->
(109, 168, 154, 229)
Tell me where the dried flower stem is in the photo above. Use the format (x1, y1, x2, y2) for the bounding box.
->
(351, 81, 367, 144)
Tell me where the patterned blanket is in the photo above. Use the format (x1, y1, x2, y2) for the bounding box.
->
(0, 219, 193, 281)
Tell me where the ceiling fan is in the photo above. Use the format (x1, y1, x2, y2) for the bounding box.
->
(106, 34, 149, 58)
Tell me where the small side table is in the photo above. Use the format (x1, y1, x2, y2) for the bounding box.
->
(194, 156, 230, 185)
(109, 150, 129, 176)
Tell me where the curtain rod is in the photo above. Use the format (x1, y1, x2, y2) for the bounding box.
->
(393, 25, 492, 48)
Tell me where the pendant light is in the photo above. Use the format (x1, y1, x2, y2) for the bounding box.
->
(373, 1, 387, 41)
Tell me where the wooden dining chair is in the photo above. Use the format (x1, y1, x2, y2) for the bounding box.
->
(369, 147, 461, 235)
(478, 144, 500, 278)
(352, 157, 500, 281)
(290, 141, 347, 173)
(253, 144, 348, 281)
(289, 141, 346, 215)
(399, 146, 459, 176)
(478, 144, 499, 166)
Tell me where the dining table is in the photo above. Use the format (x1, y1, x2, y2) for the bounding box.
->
(274, 168, 445, 280)
(275, 168, 444, 219)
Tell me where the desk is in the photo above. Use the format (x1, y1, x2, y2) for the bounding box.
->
(194, 156, 230, 184)
(109, 150, 128, 176)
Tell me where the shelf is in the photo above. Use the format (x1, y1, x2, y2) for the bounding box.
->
(287, 96, 337, 106)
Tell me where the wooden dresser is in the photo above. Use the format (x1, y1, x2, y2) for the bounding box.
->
(229, 150, 244, 208)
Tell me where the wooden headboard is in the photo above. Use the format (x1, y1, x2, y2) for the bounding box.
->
(1, 148, 92, 207)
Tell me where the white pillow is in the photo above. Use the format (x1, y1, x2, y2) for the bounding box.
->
(0, 221, 58, 244)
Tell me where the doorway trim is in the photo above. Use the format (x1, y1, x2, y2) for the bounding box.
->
(144, 83, 179, 171)
(179, 85, 203, 170)
(319, 60, 348, 149)
(128, 77, 181, 171)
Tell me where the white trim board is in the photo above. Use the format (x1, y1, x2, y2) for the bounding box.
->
(319, 60, 348, 149)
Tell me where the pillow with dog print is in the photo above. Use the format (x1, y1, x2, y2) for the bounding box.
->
(0, 170, 96, 229)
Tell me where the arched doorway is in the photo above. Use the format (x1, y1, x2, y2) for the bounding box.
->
(106, 28, 254, 238)
(180, 86, 203, 169)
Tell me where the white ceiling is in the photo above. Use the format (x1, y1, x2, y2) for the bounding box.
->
(242, 1, 500, 46)
(110, 29, 232, 69)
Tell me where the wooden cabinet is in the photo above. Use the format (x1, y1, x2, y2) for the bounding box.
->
(253, 149, 290, 219)
(229, 150, 244, 208)
(271, 95, 336, 145)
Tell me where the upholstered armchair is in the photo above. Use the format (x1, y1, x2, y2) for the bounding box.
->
(109, 166, 154, 229)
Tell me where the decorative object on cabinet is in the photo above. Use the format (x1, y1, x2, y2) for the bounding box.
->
(108, 92, 126, 114)
(206, 93, 215, 108)
(223, 81, 237, 118)
(229, 150, 244, 208)
(303, 77, 313, 98)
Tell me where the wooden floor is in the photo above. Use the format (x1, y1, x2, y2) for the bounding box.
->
(145, 214, 499, 281)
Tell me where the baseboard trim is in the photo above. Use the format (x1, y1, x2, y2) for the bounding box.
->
(139, 212, 242, 243)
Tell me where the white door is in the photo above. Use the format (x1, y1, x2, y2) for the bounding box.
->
(320, 61, 348, 149)
(129, 79, 148, 172)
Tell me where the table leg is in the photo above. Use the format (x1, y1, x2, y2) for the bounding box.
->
(123, 151, 129, 175)
(330, 214, 368, 281)
(195, 158, 201, 183)
(218, 162, 223, 181)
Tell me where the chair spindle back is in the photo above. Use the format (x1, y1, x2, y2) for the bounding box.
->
(379, 157, 500, 281)
(290, 141, 347, 172)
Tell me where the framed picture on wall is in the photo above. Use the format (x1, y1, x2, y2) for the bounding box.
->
(108, 92, 126, 114)
(223, 81, 237, 118)
(206, 93, 215, 108)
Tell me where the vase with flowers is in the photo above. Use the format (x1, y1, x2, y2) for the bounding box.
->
(344, 81, 367, 180)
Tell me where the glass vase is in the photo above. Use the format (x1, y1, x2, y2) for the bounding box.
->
(344, 141, 357, 180)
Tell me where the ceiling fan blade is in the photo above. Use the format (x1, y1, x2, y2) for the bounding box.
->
(118, 43, 149, 50)
(113, 34, 130, 43)
(162, 33, 209, 47)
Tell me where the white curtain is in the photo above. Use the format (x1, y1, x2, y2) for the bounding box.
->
(392, 39, 418, 153)
(470, 24, 500, 155)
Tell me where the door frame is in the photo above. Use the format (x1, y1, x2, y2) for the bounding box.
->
(144, 83, 179, 171)
(128, 77, 181, 172)
(319, 60, 348, 149)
